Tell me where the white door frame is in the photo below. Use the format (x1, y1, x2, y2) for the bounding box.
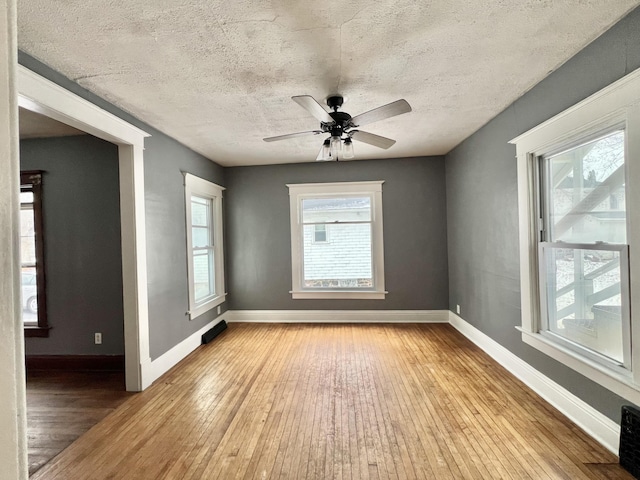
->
(18, 65, 153, 391)
(1, 0, 28, 476)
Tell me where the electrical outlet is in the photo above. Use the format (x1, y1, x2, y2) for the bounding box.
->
(94, 332, 102, 345)
(456, 304, 461, 315)
(217, 305, 221, 315)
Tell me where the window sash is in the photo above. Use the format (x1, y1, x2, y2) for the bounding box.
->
(538, 241, 631, 371)
(302, 221, 374, 291)
(299, 193, 375, 291)
(540, 128, 627, 245)
(536, 125, 631, 371)
(193, 247, 216, 304)
(184, 173, 226, 319)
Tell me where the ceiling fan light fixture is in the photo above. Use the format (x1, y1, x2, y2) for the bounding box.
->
(330, 135, 342, 159)
(320, 138, 331, 160)
(343, 137, 354, 159)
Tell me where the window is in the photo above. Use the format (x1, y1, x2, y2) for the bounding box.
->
(313, 224, 328, 243)
(539, 129, 630, 370)
(510, 68, 640, 403)
(20, 171, 49, 337)
(184, 173, 226, 319)
(288, 181, 386, 299)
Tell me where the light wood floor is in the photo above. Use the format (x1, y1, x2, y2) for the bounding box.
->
(31, 323, 631, 479)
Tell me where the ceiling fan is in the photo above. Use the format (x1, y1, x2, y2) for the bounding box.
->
(263, 95, 412, 161)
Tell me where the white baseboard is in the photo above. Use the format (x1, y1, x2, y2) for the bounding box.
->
(226, 309, 449, 323)
(448, 311, 620, 455)
(147, 313, 227, 385)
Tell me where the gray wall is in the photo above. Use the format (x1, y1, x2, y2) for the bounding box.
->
(143, 132, 226, 359)
(19, 53, 227, 361)
(226, 157, 449, 310)
(445, 7, 640, 422)
(21, 135, 124, 355)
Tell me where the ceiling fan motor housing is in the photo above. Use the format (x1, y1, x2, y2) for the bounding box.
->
(326, 95, 344, 111)
(324, 111, 352, 138)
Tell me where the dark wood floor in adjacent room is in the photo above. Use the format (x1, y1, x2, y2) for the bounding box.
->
(26, 370, 132, 476)
(30, 323, 631, 479)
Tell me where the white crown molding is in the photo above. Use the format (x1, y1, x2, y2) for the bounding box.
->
(226, 309, 449, 323)
(448, 311, 620, 454)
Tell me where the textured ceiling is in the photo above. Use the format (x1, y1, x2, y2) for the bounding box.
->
(19, 107, 86, 139)
(17, 1, 640, 166)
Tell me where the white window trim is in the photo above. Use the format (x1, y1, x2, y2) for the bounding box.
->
(287, 181, 387, 300)
(510, 66, 640, 404)
(184, 173, 226, 319)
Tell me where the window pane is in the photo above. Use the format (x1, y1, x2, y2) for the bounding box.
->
(20, 191, 33, 203)
(20, 206, 38, 324)
(303, 223, 372, 288)
(193, 250, 215, 303)
(314, 224, 327, 243)
(546, 130, 626, 243)
(21, 267, 38, 324)
(191, 196, 211, 227)
(20, 207, 36, 265)
(192, 226, 211, 248)
(542, 246, 625, 363)
(302, 196, 371, 223)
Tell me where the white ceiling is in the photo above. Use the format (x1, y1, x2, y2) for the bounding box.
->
(19, 107, 86, 139)
(17, 1, 640, 167)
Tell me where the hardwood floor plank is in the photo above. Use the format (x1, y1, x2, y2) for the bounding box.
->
(26, 370, 131, 477)
(30, 324, 633, 480)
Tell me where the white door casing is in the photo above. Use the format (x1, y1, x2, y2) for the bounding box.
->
(17, 65, 152, 391)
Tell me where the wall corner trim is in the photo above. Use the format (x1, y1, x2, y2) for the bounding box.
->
(448, 311, 621, 455)
(226, 310, 450, 323)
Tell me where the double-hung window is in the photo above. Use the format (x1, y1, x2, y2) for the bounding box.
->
(511, 68, 640, 403)
(288, 181, 386, 299)
(184, 174, 226, 319)
(539, 129, 630, 369)
(20, 171, 48, 336)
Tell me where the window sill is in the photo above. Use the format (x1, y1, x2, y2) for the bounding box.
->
(291, 290, 387, 300)
(518, 327, 640, 405)
(188, 293, 227, 321)
(24, 326, 51, 338)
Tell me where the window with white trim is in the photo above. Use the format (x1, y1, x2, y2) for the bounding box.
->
(288, 181, 386, 299)
(20, 171, 49, 337)
(184, 173, 226, 319)
(510, 67, 640, 403)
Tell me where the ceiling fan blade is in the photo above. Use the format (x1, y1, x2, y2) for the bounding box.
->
(350, 130, 396, 149)
(263, 130, 323, 142)
(350, 99, 411, 127)
(292, 95, 334, 124)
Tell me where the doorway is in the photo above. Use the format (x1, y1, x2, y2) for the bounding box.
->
(18, 65, 152, 391)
